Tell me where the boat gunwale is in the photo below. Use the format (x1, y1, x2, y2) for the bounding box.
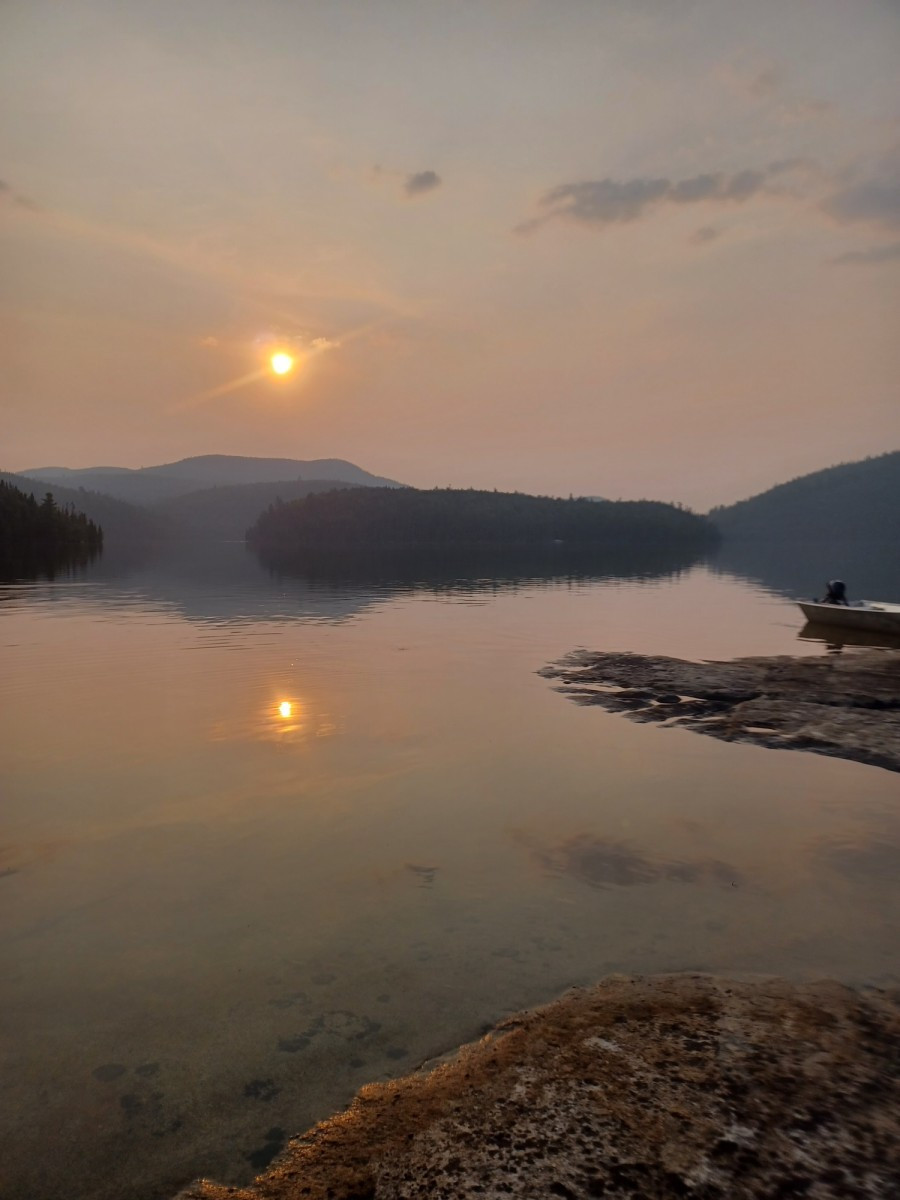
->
(797, 599, 900, 632)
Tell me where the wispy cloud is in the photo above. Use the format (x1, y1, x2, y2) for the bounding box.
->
(519, 150, 900, 251)
(830, 241, 900, 266)
(0, 176, 416, 330)
(517, 160, 817, 234)
(370, 165, 443, 200)
(690, 225, 720, 246)
(0, 179, 41, 212)
(746, 65, 781, 99)
(720, 60, 833, 126)
(821, 151, 900, 233)
(403, 169, 441, 198)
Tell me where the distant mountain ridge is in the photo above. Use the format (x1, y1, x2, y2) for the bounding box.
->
(12, 451, 897, 551)
(5, 456, 402, 543)
(22, 455, 403, 505)
(710, 451, 900, 542)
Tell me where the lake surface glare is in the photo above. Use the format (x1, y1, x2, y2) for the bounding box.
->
(2, 545, 898, 1199)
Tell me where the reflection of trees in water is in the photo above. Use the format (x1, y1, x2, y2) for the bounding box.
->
(57, 541, 382, 625)
(23, 539, 709, 626)
(21, 533, 896, 627)
(0, 480, 104, 583)
(712, 538, 900, 603)
(0, 545, 102, 584)
(252, 541, 708, 593)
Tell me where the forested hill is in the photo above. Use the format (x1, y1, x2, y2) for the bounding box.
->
(709, 452, 900, 542)
(0, 472, 165, 544)
(154, 478, 363, 539)
(0, 480, 103, 576)
(247, 487, 717, 555)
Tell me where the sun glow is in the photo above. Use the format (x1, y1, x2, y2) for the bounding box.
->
(278, 701, 293, 719)
(270, 352, 294, 375)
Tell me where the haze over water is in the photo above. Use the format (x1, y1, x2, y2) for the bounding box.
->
(3, 1, 898, 505)
(2, 544, 899, 1199)
(3, 2, 898, 1195)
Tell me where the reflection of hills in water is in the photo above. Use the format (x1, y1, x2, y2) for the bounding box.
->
(252, 541, 707, 592)
(73, 542, 382, 624)
(713, 538, 900, 605)
(54, 540, 707, 625)
(0, 545, 102, 585)
(15, 536, 894, 628)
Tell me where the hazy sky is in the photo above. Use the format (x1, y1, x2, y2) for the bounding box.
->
(2, 0, 898, 507)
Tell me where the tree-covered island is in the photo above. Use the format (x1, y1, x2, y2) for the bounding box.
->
(246, 486, 717, 558)
(0, 480, 104, 578)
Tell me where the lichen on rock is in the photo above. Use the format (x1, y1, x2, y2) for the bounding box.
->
(176, 973, 900, 1199)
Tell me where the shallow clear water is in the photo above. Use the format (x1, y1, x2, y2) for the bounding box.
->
(2, 543, 898, 1199)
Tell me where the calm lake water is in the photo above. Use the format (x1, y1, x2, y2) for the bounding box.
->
(2, 542, 899, 1200)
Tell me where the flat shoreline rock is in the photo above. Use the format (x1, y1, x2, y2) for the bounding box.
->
(540, 649, 900, 772)
(177, 974, 899, 1199)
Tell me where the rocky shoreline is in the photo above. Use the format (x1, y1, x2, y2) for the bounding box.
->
(177, 973, 899, 1199)
(540, 648, 900, 773)
(172, 650, 900, 1199)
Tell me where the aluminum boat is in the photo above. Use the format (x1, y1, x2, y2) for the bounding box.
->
(797, 600, 900, 635)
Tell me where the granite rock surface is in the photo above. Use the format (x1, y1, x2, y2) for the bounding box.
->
(177, 973, 900, 1199)
(540, 649, 900, 772)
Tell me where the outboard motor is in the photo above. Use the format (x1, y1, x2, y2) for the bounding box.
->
(823, 579, 848, 605)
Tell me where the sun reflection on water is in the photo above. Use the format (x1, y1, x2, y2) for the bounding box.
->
(271, 696, 304, 738)
(207, 685, 340, 746)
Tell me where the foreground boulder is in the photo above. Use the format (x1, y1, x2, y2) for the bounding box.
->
(178, 974, 899, 1199)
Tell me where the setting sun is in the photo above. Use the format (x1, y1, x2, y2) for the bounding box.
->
(270, 352, 294, 375)
(278, 700, 292, 718)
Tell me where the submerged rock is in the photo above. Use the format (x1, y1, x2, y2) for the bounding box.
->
(176, 973, 899, 1199)
(541, 649, 900, 772)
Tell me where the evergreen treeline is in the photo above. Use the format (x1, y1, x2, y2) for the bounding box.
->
(247, 486, 717, 556)
(0, 471, 166, 545)
(154, 478, 365, 539)
(0, 480, 103, 579)
(710, 451, 900, 542)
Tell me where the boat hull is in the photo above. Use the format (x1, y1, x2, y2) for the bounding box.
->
(798, 601, 900, 635)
